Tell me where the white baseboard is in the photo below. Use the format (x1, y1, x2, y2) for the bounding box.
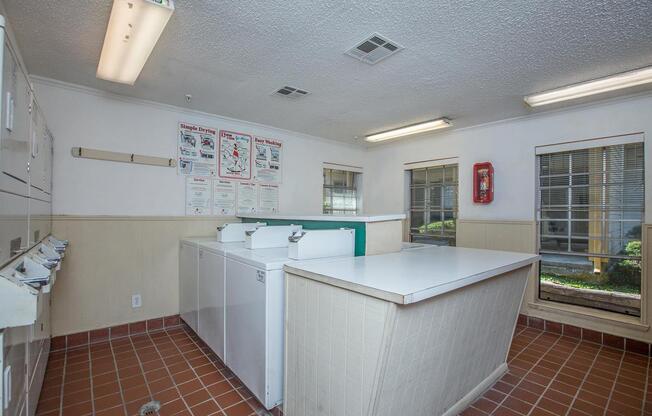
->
(442, 362, 508, 416)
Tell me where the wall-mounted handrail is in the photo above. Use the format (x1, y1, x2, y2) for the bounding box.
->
(71, 147, 177, 168)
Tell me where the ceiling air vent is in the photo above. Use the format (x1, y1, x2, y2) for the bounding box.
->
(272, 86, 310, 99)
(345, 33, 404, 65)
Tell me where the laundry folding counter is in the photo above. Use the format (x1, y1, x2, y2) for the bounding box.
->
(283, 245, 539, 416)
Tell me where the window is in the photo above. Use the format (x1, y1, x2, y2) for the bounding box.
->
(537, 142, 644, 316)
(409, 164, 458, 246)
(323, 168, 359, 215)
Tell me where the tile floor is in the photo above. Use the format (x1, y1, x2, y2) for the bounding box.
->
(38, 323, 652, 416)
(461, 324, 652, 416)
(36, 326, 277, 416)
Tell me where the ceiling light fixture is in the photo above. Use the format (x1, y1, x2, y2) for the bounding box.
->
(524, 66, 652, 107)
(97, 0, 175, 85)
(365, 118, 452, 142)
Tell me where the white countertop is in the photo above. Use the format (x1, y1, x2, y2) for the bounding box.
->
(238, 213, 406, 223)
(284, 246, 539, 304)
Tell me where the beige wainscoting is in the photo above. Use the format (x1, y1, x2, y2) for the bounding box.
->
(457, 219, 537, 253)
(456, 219, 652, 343)
(50, 215, 234, 337)
(365, 220, 403, 255)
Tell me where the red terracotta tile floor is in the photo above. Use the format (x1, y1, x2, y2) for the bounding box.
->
(36, 326, 277, 416)
(460, 324, 652, 416)
(38, 323, 652, 416)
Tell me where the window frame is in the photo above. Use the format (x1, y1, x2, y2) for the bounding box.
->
(322, 168, 360, 215)
(535, 141, 645, 316)
(408, 163, 458, 246)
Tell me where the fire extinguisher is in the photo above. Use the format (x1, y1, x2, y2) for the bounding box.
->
(473, 162, 493, 204)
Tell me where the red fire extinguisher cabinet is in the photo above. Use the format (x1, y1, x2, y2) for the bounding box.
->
(473, 162, 494, 204)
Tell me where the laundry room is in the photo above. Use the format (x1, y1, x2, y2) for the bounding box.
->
(0, 1, 652, 415)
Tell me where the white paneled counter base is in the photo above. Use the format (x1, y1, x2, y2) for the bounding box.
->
(283, 246, 539, 416)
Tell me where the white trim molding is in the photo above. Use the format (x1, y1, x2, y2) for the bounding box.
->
(403, 156, 459, 170)
(535, 132, 644, 155)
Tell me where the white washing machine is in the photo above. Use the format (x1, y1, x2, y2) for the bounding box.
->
(225, 247, 289, 410)
(179, 238, 212, 332)
(225, 228, 356, 410)
(195, 240, 248, 361)
(179, 223, 267, 358)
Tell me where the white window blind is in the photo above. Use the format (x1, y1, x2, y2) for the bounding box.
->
(538, 142, 644, 257)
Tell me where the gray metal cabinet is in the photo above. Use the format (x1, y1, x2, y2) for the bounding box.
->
(1, 326, 28, 416)
(0, 191, 27, 266)
(1, 291, 51, 416)
(27, 199, 50, 248)
(0, 42, 30, 197)
(0, 22, 54, 266)
(28, 105, 50, 200)
(0, 14, 54, 416)
(26, 292, 49, 416)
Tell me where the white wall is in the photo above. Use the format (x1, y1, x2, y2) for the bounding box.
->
(32, 76, 652, 222)
(33, 78, 366, 216)
(364, 93, 652, 223)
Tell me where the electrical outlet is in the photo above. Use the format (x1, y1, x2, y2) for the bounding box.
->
(132, 294, 142, 308)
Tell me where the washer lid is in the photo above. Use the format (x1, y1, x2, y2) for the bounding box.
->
(196, 241, 245, 255)
(180, 237, 214, 248)
(226, 247, 292, 270)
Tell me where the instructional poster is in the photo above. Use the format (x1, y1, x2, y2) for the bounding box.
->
(213, 179, 236, 216)
(219, 130, 252, 180)
(236, 181, 257, 214)
(258, 184, 279, 214)
(253, 136, 282, 184)
(185, 177, 211, 215)
(178, 122, 217, 176)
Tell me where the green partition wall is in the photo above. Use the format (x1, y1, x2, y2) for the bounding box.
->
(241, 218, 366, 256)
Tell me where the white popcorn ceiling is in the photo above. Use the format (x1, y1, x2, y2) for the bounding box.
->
(4, 0, 652, 144)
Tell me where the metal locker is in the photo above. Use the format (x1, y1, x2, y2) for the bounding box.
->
(0, 41, 30, 197)
(0, 190, 27, 265)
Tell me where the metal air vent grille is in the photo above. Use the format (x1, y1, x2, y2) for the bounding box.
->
(272, 86, 310, 98)
(345, 33, 404, 64)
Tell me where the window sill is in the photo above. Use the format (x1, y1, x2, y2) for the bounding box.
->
(527, 299, 649, 332)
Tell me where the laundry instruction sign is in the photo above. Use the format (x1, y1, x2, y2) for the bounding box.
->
(258, 184, 279, 213)
(178, 122, 283, 215)
(253, 136, 282, 184)
(185, 176, 212, 215)
(219, 130, 252, 180)
(178, 122, 217, 176)
(213, 180, 236, 216)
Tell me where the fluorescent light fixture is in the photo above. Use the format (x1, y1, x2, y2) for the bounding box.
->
(524, 66, 652, 107)
(365, 118, 452, 142)
(97, 0, 175, 85)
